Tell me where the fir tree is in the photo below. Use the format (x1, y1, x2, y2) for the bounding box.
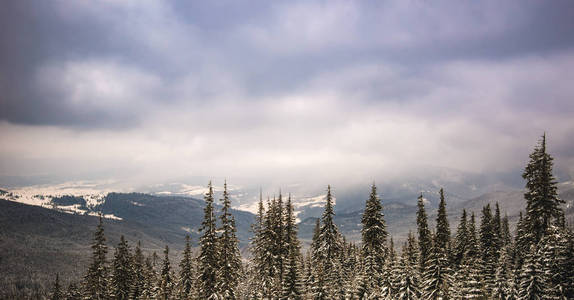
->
(416, 193, 432, 273)
(492, 245, 516, 300)
(157, 245, 173, 300)
(422, 238, 452, 300)
(131, 241, 145, 300)
(435, 188, 450, 251)
(523, 134, 564, 244)
(360, 183, 388, 292)
(50, 273, 63, 300)
(197, 182, 221, 299)
(397, 245, 421, 300)
(178, 235, 195, 300)
(315, 185, 344, 298)
(83, 215, 109, 300)
(456, 257, 485, 299)
(217, 181, 242, 299)
(453, 209, 469, 267)
(480, 204, 497, 294)
(141, 255, 158, 300)
(538, 225, 573, 299)
(111, 235, 133, 300)
(281, 194, 303, 300)
(65, 282, 82, 300)
(518, 246, 545, 300)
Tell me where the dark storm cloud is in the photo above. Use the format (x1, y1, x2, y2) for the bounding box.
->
(1, 0, 574, 191)
(2, 0, 574, 127)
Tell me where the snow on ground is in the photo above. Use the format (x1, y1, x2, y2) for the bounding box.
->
(0, 180, 122, 220)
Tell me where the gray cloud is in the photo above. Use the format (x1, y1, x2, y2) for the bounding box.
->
(1, 0, 574, 197)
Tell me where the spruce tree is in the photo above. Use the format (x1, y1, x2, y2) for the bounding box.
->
(360, 183, 388, 292)
(197, 182, 220, 299)
(435, 188, 450, 251)
(83, 215, 109, 300)
(453, 209, 469, 267)
(315, 185, 344, 298)
(110, 235, 133, 300)
(178, 235, 195, 300)
(282, 194, 303, 300)
(416, 193, 432, 273)
(131, 241, 145, 300)
(218, 181, 242, 299)
(479, 204, 497, 294)
(539, 225, 573, 299)
(422, 237, 452, 300)
(492, 246, 514, 300)
(518, 246, 545, 300)
(157, 245, 173, 300)
(523, 134, 564, 244)
(65, 282, 82, 300)
(397, 245, 421, 300)
(50, 273, 63, 300)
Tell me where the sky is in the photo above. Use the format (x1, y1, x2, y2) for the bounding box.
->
(1, 0, 574, 200)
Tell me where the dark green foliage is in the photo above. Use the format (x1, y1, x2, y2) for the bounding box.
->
(65, 282, 82, 300)
(178, 235, 195, 300)
(422, 238, 452, 300)
(435, 188, 450, 251)
(282, 194, 303, 300)
(217, 181, 242, 299)
(479, 204, 497, 294)
(197, 182, 220, 299)
(416, 193, 432, 273)
(523, 134, 564, 244)
(453, 209, 469, 266)
(158, 245, 173, 300)
(83, 215, 109, 300)
(130, 241, 145, 300)
(110, 235, 133, 300)
(518, 246, 545, 300)
(360, 183, 388, 290)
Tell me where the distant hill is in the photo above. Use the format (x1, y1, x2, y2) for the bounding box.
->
(0, 192, 255, 297)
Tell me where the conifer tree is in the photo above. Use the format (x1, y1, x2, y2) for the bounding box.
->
(539, 225, 573, 299)
(218, 181, 242, 299)
(493, 202, 503, 254)
(502, 214, 512, 247)
(492, 246, 514, 300)
(523, 134, 564, 244)
(157, 245, 173, 300)
(453, 209, 469, 267)
(249, 190, 266, 298)
(141, 255, 158, 300)
(416, 193, 432, 273)
(435, 188, 450, 251)
(405, 231, 419, 267)
(65, 282, 82, 300)
(466, 212, 479, 261)
(315, 185, 344, 298)
(178, 235, 195, 300)
(131, 241, 146, 300)
(422, 237, 452, 300)
(83, 215, 109, 300)
(518, 246, 545, 300)
(360, 183, 388, 292)
(111, 235, 133, 300)
(397, 243, 421, 300)
(50, 273, 63, 300)
(282, 194, 303, 300)
(456, 257, 485, 299)
(480, 204, 497, 294)
(197, 182, 221, 299)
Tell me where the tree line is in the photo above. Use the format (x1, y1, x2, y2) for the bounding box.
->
(51, 135, 574, 299)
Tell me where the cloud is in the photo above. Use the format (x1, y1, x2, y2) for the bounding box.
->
(1, 0, 574, 197)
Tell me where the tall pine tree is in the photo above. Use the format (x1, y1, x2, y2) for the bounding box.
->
(197, 182, 221, 299)
(83, 215, 109, 300)
(416, 193, 432, 274)
(217, 181, 242, 299)
(523, 134, 564, 244)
